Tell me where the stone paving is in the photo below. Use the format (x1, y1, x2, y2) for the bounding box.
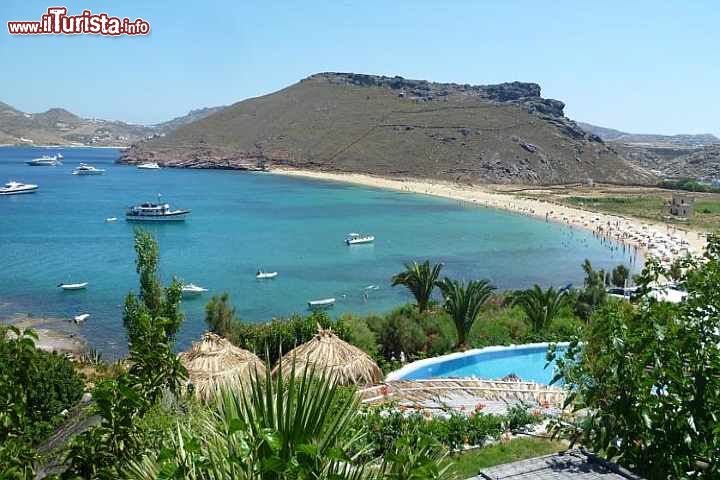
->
(474, 449, 643, 480)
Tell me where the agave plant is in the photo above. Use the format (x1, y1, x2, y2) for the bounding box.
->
(436, 277, 496, 347)
(123, 362, 372, 480)
(391, 261, 443, 312)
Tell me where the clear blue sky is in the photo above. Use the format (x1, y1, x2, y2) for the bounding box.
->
(1, 0, 718, 135)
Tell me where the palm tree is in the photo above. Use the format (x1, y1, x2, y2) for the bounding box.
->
(514, 285, 569, 332)
(391, 261, 443, 312)
(436, 278, 496, 347)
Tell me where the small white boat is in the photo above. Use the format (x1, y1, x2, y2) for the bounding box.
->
(137, 162, 161, 170)
(57, 153, 64, 159)
(72, 163, 105, 175)
(26, 155, 61, 166)
(105, 217, 117, 222)
(59, 282, 88, 290)
(308, 297, 335, 309)
(0, 181, 38, 195)
(73, 313, 90, 324)
(345, 233, 375, 245)
(256, 271, 278, 279)
(182, 283, 208, 296)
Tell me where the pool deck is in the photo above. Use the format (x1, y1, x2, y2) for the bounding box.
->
(360, 378, 565, 416)
(473, 449, 644, 479)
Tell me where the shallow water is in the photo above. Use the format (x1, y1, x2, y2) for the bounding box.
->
(0, 147, 640, 356)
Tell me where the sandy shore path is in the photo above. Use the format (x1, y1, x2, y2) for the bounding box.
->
(270, 168, 707, 259)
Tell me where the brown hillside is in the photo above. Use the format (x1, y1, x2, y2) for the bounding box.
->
(121, 73, 655, 185)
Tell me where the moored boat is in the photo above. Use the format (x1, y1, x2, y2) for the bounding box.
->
(0, 181, 38, 195)
(26, 155, 61, 166)
(72, 163, 105, 175)
(256, 270, 278, 279)
(126, 195, 190, 222)
(345, 233, 375, 245)
(58, 282, 88, 290)
(137, 162, 161, 170)
(308, 297, 335, 309)
(182, 283, 208, 296)
(73, 313, 90, 324)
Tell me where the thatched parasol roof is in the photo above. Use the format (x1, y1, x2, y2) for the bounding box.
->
(272, 327, 383, 386)
(179, 332, 266, 400)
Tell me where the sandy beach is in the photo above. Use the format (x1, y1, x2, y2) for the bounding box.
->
(270, 168, 708, 260)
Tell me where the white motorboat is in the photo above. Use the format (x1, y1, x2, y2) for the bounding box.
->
(308, 297, 335, 309)
(72, 163, 105, 175)
(182, 283, 208, 296)
(105, 217, 117, 222)
(26, 155, 61, 166)
(73, 313, 90, 324)
(59, 282, 88, 290)
(137, 162, 161, 170)
(126, 195, 190, 222)
(345, 233, 375, 245)
(256, 270, 278, 279)
(0, 181, 38, 195)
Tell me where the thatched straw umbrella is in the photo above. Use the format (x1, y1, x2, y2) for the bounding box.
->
(179, 332, 266, 401)
(272, 327, 383, 386)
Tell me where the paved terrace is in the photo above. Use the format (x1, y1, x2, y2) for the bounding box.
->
(474, 449, 644, 480)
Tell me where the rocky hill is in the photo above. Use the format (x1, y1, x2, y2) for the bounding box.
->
(120, 73, 655, 185)
(0, 101, 154, 146)
(578, 122, 720, 147)
(153, 106, 225, 133)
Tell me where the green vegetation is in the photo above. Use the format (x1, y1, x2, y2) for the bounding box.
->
(450, 438, 565, 478)
(0, 326, 84, 473)
(660, 178, 720, 194)
(549, 235, 720, 478)
(563, 194, 720, 231)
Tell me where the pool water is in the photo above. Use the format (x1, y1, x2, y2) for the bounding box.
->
(391, 344, 565, 385)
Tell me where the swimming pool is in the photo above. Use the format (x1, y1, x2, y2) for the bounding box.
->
(386, 343, 568, 385)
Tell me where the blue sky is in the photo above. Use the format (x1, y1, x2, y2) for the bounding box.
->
(1, 0, 718, 135)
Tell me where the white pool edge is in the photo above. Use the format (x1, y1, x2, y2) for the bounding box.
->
(385, 341, 571, 381)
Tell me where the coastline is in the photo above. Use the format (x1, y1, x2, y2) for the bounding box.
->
(269, 167, 707, 260)
(0, 144, 127, 149)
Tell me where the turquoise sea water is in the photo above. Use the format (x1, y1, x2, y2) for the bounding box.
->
(0, 147, 640, 356)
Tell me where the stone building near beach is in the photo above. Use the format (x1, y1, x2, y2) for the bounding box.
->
(664, 193, 694, 218)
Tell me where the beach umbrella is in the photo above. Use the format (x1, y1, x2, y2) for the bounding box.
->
(272, 327, 383, 386)
(179, 332, 266, 401)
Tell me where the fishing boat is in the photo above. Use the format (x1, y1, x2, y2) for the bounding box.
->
(73, 313, 90, 324)
(58, 282, 88, 290)
(256, 270, 278, 279)
(137, 162, 161, 170)
(182, 283, 208, 296)
(345, 233, 375, 245)
(126, 195, 190, 222)
(72, 163, 105, 175)
(0, 181, 38, 195)
(308, 298, 335, 309)
(26, 155, 61, 166)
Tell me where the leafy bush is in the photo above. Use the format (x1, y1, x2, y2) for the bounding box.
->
(224, 310, 343, 364)
(367, 306, 427, 360)
(549, 238, 720, 478)
(337, 313, 378, 357)
(0, 326, 84, 446)
(356, 403, 540, 458)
